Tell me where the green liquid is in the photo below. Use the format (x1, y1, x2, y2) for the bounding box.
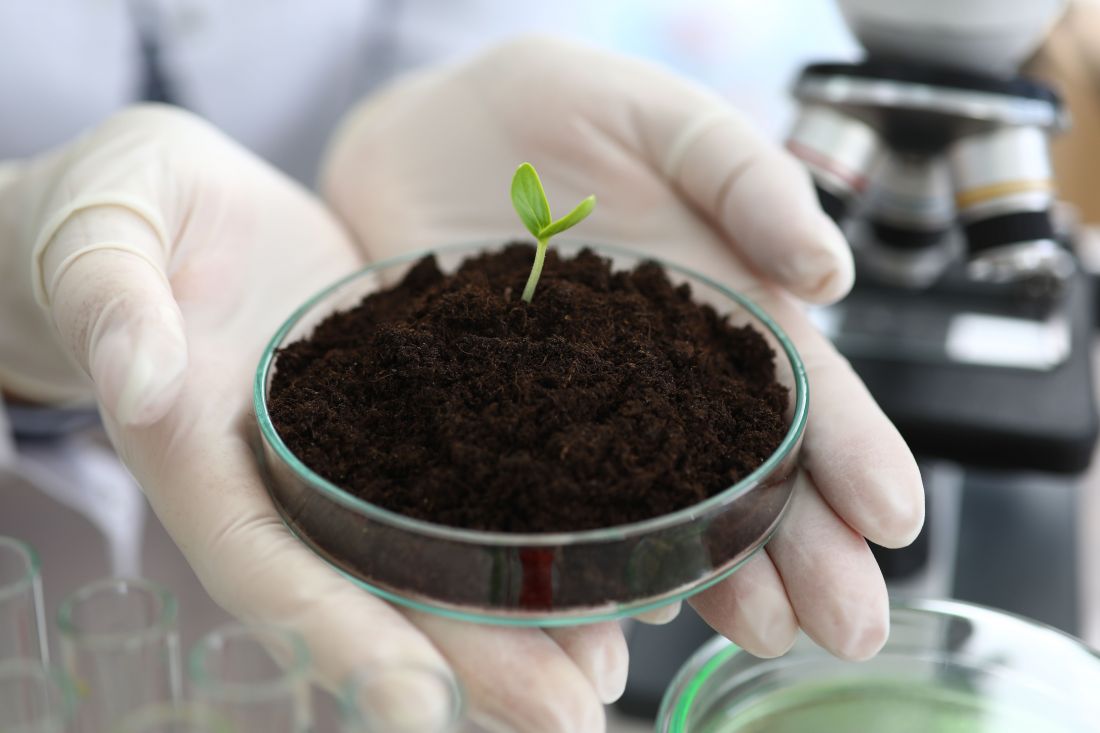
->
(702, 680, 1085, 733)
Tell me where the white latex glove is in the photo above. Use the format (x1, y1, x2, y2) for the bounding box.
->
(322, 35, 925, 669)
(0, 105, 625, 732)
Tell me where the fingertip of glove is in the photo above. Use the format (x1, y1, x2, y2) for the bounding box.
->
(775, 218, 854, 305)
(594, 644, 628, 704)
(833, 609, 890, 662)
(813, 572, 891, 662)
(633, 600, 682, 625)
(867, 483, 927, 550)
(344, 662, 462, 732)
(846, 440, 926, 550)
(731, 614, 800, 660)
(779, 250, 853, 305)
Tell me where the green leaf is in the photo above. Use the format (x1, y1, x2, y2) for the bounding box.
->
(510, 163, 552, 238)
(538, 195, 596, 239)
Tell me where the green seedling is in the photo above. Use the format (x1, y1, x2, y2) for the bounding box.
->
(510, 162, 596, 303)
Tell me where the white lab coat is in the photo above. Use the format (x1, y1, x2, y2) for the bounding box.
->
(0, 0, 607, 182)
(0, 0, 860, 178)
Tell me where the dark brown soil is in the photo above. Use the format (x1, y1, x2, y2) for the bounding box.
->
(268, 244, 788, 533)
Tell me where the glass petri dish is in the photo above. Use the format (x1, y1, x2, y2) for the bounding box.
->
(253, 241, 807, 625)
(658, 599, 1100, 733)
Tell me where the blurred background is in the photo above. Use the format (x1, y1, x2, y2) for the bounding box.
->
(3, 1, 1100, 730)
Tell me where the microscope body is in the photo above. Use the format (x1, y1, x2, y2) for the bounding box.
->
(614, 4, 1094, 719)
(804, 0, 1071, 293)
(788, 0, 1095, 627)
(784, 0, 1096, 474)
(791, 0, 1073, 291)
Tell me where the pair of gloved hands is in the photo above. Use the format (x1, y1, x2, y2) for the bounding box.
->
(0, 37, 923, 732)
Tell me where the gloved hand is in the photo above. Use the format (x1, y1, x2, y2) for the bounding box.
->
(322, 34, 925, 671)
(0, 105, 625, 732)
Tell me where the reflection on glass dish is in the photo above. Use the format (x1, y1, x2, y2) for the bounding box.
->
(658, 599, 1100, 733)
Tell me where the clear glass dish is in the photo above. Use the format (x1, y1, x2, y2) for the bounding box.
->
(658, 599, 1100, 733)
(253, 241, 807, 625)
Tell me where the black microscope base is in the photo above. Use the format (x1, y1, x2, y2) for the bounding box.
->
(844, 270, 1097, 474)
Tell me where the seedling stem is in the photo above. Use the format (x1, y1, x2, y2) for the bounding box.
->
(510, 162, 595, 303)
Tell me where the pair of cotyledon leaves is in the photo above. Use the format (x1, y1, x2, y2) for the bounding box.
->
(510, 163, 596, 244)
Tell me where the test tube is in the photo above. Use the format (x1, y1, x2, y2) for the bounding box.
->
(0, 536, 48, 664)
(188, 624, 312, 733)
(57, 577, 182, 733)
(113, 703, 233, 733)
(0, 658, 73, 733)
(340, 664, 468, 733)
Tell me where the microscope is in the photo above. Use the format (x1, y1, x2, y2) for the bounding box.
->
(784, 0, 1098, 611)
(616, 0, 1099, 720)
(789, 0, 1088, 439)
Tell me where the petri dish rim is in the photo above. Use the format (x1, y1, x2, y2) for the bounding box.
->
(112, 704, 235, 733)
(308, 520, 779, 627)
(0, 658, 77, 731)
(340, 663, 465, 731)
(0, 536, 41, 603)
(657, 598, 1100, 733)
(187, 623, 311, 703)
(253, 239, 809, 548)
(56, 577, 178, 649)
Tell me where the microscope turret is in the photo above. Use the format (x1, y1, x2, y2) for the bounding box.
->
(788, 0, 1072, 289)
(785, 0, 1096, 473)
